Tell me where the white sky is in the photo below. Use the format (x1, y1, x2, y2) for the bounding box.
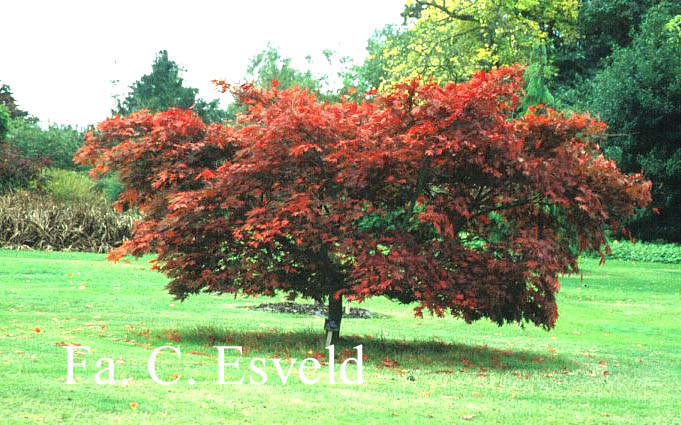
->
(2, 0, 405, 128)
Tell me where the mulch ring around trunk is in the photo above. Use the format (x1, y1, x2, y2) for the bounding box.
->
(243, 302, 388, 319)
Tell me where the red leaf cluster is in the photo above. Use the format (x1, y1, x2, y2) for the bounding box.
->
(75, 67, 651, 329)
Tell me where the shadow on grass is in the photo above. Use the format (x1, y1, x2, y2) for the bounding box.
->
(151, 326, 579, 374)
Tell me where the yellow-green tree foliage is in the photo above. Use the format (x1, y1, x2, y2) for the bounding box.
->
(666, 15, 681, 43)
(376, 0, 579, 88)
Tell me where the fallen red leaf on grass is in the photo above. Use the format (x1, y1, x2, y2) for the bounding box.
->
(381, 358, 400, 368)
(309, 351, 325, 362)
(340, 348, 354, 361)
(461, 358, 475, 368)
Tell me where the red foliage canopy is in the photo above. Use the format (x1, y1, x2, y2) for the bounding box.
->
(76, 67, 651, 329)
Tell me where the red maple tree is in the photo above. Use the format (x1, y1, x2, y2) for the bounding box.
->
(76, 67, 651, 343)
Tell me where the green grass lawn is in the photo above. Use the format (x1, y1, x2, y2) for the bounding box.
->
(1, 249, 680, 424)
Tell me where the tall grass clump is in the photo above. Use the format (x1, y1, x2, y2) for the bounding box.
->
(0, 191, 134, 252)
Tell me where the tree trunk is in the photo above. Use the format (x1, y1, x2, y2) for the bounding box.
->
(325, 293, 342, 346)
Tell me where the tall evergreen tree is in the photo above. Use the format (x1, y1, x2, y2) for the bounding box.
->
(522, 44, 556, 113)
(114, 50, 226, 124)
(0, 83, 29, 119)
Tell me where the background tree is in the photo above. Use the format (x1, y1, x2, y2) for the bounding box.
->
(553, 0, 660, 88)
(575, 1, 681, 241)
(0, 83, 29, 119)
(0, 86, 44, 192)
(114, 50, 226, 124)
(0, 105, 10, 142)
(245, 44, 328, 94)
(338, 25, 400, 100)
(358, 0, 578, 90)
(76, 67, 650, 343)
(223, 45, 345, 122)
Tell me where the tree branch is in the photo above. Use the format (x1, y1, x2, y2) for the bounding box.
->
(404, 155, 432, 225)
(406, 0, 478, 22)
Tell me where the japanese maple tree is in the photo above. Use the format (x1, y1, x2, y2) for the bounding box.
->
(75, 67, 651, 343)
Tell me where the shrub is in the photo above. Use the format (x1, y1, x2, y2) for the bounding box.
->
(39, 168, 104, 204)
(0, 143, 45, 193)
(0, 192, 134, 252)
(586, 240, 681, 264)
(92, 173, 125, 203)
(7, 119, 84, 170)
